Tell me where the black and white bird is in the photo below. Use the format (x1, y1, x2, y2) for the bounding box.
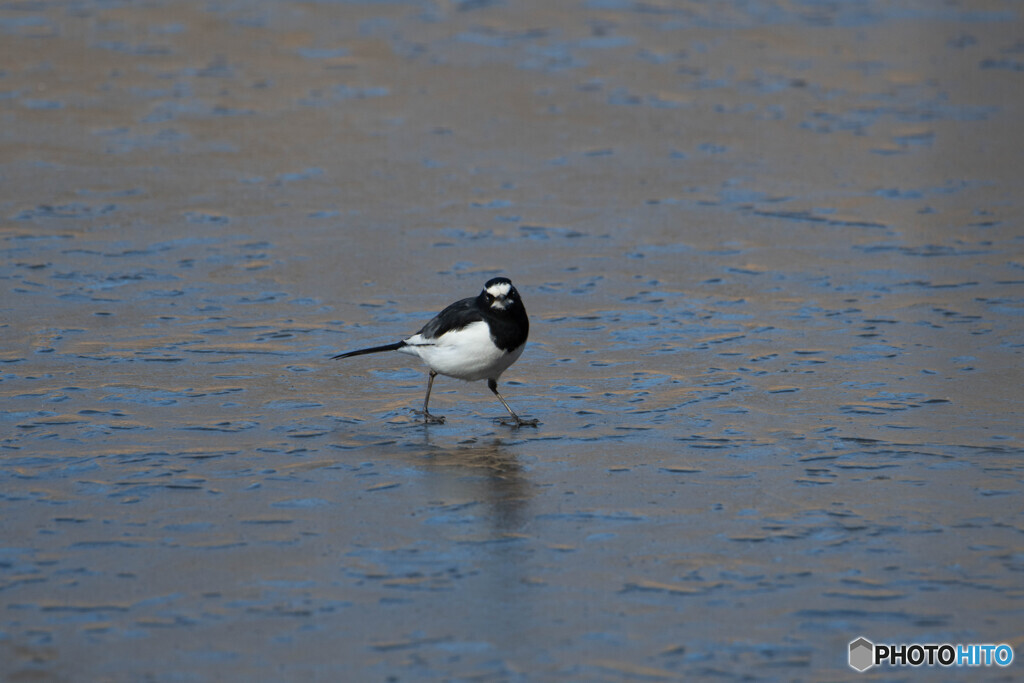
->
(333, 277, 538, 427)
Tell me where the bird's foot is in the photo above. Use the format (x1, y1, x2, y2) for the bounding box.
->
(497, 415, 539, 428)
(419, 411, 446, 425)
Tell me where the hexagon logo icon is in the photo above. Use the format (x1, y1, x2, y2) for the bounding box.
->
(849, 637, 875, 672)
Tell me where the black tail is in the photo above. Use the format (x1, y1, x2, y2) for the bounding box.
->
(332, 341, 405, 360)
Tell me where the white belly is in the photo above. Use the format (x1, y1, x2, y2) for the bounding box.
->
(398, 320, 524, 382)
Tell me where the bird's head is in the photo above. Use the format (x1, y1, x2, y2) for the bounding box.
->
(482, 277, 518, 311)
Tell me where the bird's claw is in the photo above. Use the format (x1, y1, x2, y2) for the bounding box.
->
(497, 416, 539, 428)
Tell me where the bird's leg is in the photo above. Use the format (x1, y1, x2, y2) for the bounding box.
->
(420, 370, 445, 424)
(488, 379, 538, 427)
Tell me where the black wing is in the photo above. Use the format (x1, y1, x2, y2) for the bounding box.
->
(416, 296, 484, 340)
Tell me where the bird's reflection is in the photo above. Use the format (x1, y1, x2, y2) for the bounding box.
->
(414, 431, 529, 533)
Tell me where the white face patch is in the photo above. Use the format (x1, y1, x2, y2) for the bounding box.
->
(486, 281, 512, 298)
(486, 281, 513, 309)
